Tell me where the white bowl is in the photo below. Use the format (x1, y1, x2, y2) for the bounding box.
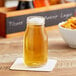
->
(58, 21, 76, 48)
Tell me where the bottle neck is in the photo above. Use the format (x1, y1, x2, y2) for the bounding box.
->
(26, 16, 45, 32)
(26, 25, 45, 34)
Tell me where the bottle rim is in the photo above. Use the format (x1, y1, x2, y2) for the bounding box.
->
(27, 16, 45, 26)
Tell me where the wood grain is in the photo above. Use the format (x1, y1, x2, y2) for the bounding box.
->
(0, 12, 6, 37)
(0, 0, 5, 7)
(0, 2, 75, 17)
(6, 2, 76, 17)
(0, 30, 76, 75)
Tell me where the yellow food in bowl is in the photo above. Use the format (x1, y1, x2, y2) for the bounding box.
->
(62, 17, 76, 29)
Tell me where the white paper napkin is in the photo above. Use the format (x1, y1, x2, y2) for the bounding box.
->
(10, 58, 57, 72)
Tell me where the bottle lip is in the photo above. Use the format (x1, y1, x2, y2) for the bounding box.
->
(27, 16, 45, 26)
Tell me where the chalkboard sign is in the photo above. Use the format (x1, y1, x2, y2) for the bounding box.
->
(6, 7, 76, 34)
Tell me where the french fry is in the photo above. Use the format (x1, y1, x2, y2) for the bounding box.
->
(64, 23, 72, 29)
(71, 23, 76, 29)
(62, 17, 76, 29)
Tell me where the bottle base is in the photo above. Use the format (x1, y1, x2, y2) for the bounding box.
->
(24, 62, 47, 68)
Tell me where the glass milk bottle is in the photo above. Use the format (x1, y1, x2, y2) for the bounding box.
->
(23, 16, 48, 67)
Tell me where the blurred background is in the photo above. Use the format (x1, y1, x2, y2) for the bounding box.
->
(0, 0, 75, 8)
(0, 0, 18, 7)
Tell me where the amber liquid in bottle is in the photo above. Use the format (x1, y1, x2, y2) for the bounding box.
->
(23, 16, 48, 67)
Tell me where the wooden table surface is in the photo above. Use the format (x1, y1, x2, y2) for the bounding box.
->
(0, 29, 76, 76)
